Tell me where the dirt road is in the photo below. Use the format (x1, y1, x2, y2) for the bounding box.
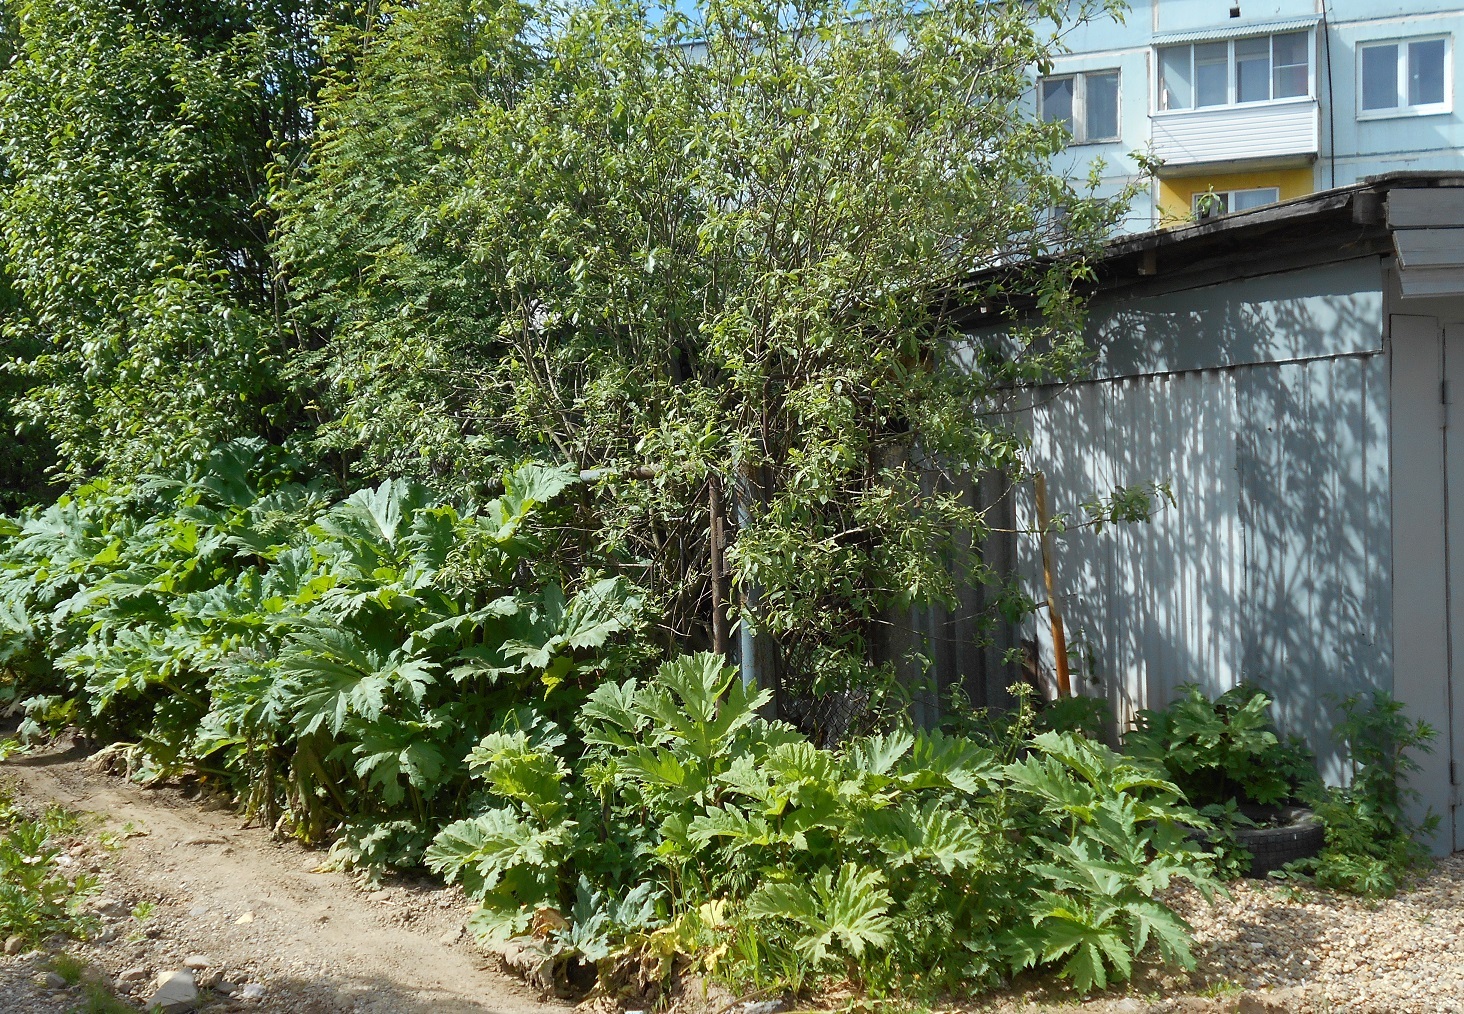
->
(0, 744, 564, 1013)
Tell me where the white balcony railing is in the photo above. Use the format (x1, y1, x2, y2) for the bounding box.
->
(1151, 97, 1319, 169)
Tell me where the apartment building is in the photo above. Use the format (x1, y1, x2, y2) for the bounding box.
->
(1039, 0, 1464, 229)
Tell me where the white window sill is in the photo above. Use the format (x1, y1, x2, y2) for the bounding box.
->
(1357, 104, 1452, 120)
(1152, 95, 1316, 116)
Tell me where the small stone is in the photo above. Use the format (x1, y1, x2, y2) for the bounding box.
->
(91, 896, 128, 918)
(239, 982, 266, 1000)
(438, 926, 463, 946)
(741, 1001, 788, 1014)
(44, 971, 68, 989)
(188, 906, 210, 918)
(367, 890, 391, 903)
(148, 969, 198, 1013)
(182, 954, 210, 970)
(1237, 988, 1307, 1014)
(212, 978, 239, 996)
(4, 935, 23, 955)
(118, 968, 147, 982)
(234, 911, 254, 925)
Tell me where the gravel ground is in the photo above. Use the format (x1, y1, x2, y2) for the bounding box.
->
(980, 856, 1464, 1013)
(1176, 857, 1464, 1012)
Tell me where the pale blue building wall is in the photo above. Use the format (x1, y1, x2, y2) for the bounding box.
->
(1041, 0, 1464, 230)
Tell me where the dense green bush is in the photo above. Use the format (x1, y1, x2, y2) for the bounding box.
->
(1126, 684, 1314, 808)
(428, 654, 1216, 994)
(1294, 692, 1437, 897)
(1127, 683, 1436, 897)
(0, 441, 643, 848)
(0, 445, 1222, 998)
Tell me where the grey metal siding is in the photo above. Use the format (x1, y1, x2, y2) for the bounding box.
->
(1019, 259, 1391, 778)
(1085, 258, 1384, 379)
(1236, 355, 1392, 773)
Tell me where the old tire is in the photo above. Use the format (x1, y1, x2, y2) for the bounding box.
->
(1234, 805, 1325, 878)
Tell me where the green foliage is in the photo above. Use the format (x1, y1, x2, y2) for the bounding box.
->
(0, 438, 1219, 996)
(74, 981, 136, 1014)
(428, 658, 1216, 996)
(48, 951, 89, 985)
(0, 444, 642, 854)
(274, 0, 1142, 676)
(1126, 684, 1313, 808)
(0, 0, 338, 481)
(1293, 692, 1438, 897)
(0, 793, 97, 947)
(0, 0, 1226, 1000)
(1035, 695, 1111, 740)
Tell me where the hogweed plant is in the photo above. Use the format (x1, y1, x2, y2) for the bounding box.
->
(430, 657, 1220, 996)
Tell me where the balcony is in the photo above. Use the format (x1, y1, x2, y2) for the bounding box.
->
(1151, 97, 1319, 172)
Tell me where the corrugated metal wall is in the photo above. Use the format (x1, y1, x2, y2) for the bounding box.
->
(1015, 259, 1391, 778)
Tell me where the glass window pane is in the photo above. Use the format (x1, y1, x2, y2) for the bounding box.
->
(1272, 32, 1309, 98)
(1273, 64, 1308, 98)
(1409, 38, 1446, 106)
(1231, 187, 1280, 211)
(1272, 32, 1308, 69)
(1085, 71, 1120, 140)
(1195, 42, 1229, 106)
(1159, 46, 1192, 110)
(1042, 76, 1074, 131)
(1235, 36, 1271, 102)
(1362, 43, 1399, 110)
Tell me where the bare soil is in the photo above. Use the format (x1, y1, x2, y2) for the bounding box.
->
(0, 741, 569, 1013)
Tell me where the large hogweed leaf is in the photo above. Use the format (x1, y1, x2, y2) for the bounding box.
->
(466, 719, 570, 821)
(499, 577, 641, 690)
(279, 628, 436, 736)
(746, 863, 893, 964)
(425, 808, 570, 941)
(351, 713, 450, 806)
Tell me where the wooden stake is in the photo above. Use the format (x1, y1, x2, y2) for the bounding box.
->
(1033, 472, 1072, 699)
(708, 474, 729, 658)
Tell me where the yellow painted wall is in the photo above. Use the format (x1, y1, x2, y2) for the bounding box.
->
(1156, 167, 1315, 227)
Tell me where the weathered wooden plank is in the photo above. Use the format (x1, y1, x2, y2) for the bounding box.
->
(1387, 188, 1464, 228)
(1393, 229, 1464, 269)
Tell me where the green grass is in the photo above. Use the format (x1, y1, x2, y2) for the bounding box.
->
(48, 951, 89, 985)
(71, 981, 134, 1014)
(0, 788, 99, 947)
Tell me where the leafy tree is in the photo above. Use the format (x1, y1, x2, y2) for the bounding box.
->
(278, 0, 1140, 695)
(0, 0, 339, 485)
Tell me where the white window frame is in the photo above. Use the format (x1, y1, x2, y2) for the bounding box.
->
(1038, 68, 1122, 144)
(1191, 186, 1281, 218)
(1357, 34, 1452, 120)
(1155, 31, 1315, 113)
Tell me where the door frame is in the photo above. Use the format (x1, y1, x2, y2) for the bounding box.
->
(1388, 312, 1455, 853)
